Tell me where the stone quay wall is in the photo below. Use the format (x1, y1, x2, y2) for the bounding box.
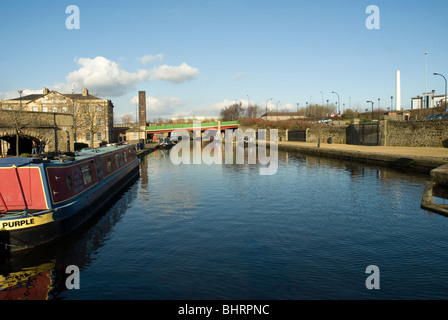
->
(305, 126, 347, 144)
(384, 119, 448, 148)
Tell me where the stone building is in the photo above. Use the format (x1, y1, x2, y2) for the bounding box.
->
(0, 87, 115, 153)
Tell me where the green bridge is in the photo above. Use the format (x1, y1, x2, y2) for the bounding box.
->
(114, 121, 239, 133)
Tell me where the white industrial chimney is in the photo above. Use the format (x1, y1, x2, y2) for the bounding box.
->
(395, 70, 401, 111)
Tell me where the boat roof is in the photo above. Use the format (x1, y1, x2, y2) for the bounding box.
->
(0, 144, 133, 167)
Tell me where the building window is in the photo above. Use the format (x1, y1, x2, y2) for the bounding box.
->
(96, 106, 102, 112)
(96, 118, 102, 125)
(62, 106, 68, 113)
(86, 133, 91, 141)
(85, 118, 90, 126)
(32, 107, 39, 112)
(133, 133, 138, 140)
(52, 106, 58, 112)
(43, 106, 48, 112)
(97, 133, 102, 141)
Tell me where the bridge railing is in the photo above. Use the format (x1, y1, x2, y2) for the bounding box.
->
(145, 121, 238, 131)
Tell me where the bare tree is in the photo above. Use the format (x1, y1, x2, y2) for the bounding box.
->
(76, 102, 104, 147)
(120, 114, 134, 124)
(246, 104, 262, 118)
(220, 102, 245, 121)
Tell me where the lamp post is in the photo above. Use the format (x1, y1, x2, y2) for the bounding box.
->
(17, 90, 23, 110)
(276, 100, 280, 121)
(367, 101, 374, 120)
(265, 98, 272, 118)
(72, 85, 77, 142)
(434, 73, 447, 112)
(332, 91, 340, 115)
(425, 52, 429, 108)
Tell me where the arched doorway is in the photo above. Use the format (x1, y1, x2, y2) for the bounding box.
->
(0, 135, 39, 156)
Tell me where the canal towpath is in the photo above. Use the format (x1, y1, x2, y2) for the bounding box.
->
(274, 141, 448, 174)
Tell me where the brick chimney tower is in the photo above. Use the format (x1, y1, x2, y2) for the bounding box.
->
(138, 91, 147, 127)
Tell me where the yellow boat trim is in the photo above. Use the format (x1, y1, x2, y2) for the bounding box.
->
(0, 211, 54, 231)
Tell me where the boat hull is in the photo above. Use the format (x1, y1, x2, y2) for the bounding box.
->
(0, 145, 140, 253)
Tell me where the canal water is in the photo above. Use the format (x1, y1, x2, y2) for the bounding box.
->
(1, 144, 448, 300)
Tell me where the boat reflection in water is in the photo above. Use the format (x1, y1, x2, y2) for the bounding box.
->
(0, 177, 139, 300)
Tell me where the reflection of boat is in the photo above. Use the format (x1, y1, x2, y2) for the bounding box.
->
(0, 144, 140, 252)
(0, 177, 139, 300)
(0, 262, 55, 300)
(159, 138, 175, 149)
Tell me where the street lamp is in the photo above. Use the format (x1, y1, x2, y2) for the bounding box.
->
(265, 98, 272, 117)
(332, 91, 340, 115)
(276, 100, 280, 121)
(367, 101, 374, 120)
(434, 73, 447, 112)
(425, 52, 429, 108)
(17, 90, 23, 110)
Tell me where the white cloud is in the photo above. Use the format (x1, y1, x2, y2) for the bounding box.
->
(1, 56, 200, 100)
(187, 99, 237, 118)
(149, 63, 200, 83)
(0, 88, 43, 100)
(232, 72, 245, 79)
(65, 57, 199, 97)
(138, 54, 164, 65)
(66, 56, 149, 96)
(125, 95, 185, 120)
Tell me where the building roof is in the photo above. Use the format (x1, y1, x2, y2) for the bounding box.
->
(7, 91, 101, 101)
(261, 112, 301, 117)
(9, 94, 43, 101)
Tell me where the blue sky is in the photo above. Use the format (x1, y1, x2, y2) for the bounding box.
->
(1, 0, 447, 122)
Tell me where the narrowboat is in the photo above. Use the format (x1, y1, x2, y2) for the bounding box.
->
(159, 137, 175, 149)
(0, 144, 140, 252)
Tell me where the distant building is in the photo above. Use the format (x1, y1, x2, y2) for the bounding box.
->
(411, 91, 447, 109)
(1, 87, 114, 148)
(261, 112, 305, 121)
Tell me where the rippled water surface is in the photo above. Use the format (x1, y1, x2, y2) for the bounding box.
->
(2, 146, 448, 300)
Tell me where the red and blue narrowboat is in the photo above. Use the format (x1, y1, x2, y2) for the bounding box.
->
(0, 144, 140, 252)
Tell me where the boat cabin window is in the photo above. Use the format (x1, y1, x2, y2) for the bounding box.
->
(106, 158, 112, 172)
(115, 154, 119, 168)
(66, 175, 73, 190)
(82, 165, 92, 185)
(123, 152, 127, 163)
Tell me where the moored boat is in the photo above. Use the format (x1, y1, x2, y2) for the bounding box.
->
(0, 144, 140, 252)
(159, 137, 175, 149)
